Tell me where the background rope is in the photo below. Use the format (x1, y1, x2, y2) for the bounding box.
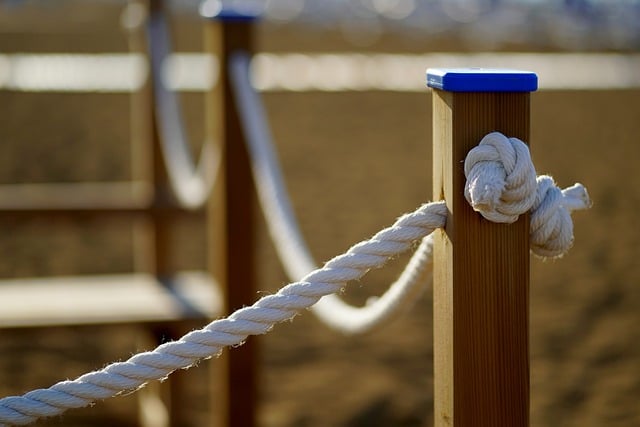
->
(0, 201, 448, 426)
(147, 3, 219, 209)
(229, 51, 437, 334)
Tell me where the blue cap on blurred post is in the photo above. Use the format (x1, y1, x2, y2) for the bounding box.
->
(199, 0, 262, 21)
(426, 68, 538, 92)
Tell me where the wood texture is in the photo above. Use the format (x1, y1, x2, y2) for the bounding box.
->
(433, 90, 530, 426)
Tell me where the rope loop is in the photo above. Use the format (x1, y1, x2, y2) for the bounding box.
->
(464, 131, 537, 223)
(147, 0, 220, 209)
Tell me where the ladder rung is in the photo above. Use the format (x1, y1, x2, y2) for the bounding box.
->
(0, 271, 221, 328)
(0, 181, 203, 216)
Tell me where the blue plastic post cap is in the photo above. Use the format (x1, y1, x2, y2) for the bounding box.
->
(426, 68, 538, 92)
(199, 0, 262, 21)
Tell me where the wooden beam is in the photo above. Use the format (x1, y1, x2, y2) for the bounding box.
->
(0, 271, 220, 328)
(203, 7, 260, 427)
(0, 181, 156, 216)
(146, 1, 198, 425)
(429, 69, 537, 427)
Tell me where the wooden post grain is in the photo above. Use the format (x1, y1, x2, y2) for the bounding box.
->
(427, 69, 538, 427)
(203, 6, 259, 427)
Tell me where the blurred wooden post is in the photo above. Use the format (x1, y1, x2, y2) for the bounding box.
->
(427, 69, 538, 427)
(202, 4, 259, 427)
(123, 0, 155, 276)
(126, 1, 173, 426)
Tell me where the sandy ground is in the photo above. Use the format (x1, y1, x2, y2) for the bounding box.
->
(0, 6, 639, 427)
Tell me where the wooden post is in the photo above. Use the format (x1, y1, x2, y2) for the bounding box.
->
(123, 0, 155, 275)
(124, 3, 171, 426)
(428, 69, 538, 427)
(202, 5, 259, 427)
(145, 1, 192, 426)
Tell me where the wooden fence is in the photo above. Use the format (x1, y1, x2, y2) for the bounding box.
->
(0, 2, 545, 426)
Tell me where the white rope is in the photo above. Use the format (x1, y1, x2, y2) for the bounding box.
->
(464, 132, 592, 257)
(229, 51, 436, 334)
(147, 3, 219, 209)
(0, 201, 448, 427)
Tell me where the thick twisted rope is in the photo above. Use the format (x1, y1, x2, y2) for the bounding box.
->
(0, 161, 589, 426)
(147, 2, 219, 209)
(0, 202, 448, 426)
(230, 51, 436, 334)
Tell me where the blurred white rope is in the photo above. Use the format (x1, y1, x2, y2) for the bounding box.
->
(147, 2, 219, 209)
(0, 201, 449, 427)
(230, 51, 436, 334)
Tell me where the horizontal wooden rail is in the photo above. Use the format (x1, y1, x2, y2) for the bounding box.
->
(0, 271, 221, 329)
(0, 181, 207, 217)
(0, 181, 151, 208)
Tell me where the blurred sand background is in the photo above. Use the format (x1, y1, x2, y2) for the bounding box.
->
(0, 2, 639, 426)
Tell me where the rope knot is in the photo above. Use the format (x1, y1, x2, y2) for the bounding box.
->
(464, 132, 537, 223)
(464, 131, 592, 258)
(530, 176, 592, 258)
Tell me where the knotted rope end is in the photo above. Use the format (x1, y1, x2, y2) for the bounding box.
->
(530, 177, 592, 259)
(561, 183, 592, 212)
